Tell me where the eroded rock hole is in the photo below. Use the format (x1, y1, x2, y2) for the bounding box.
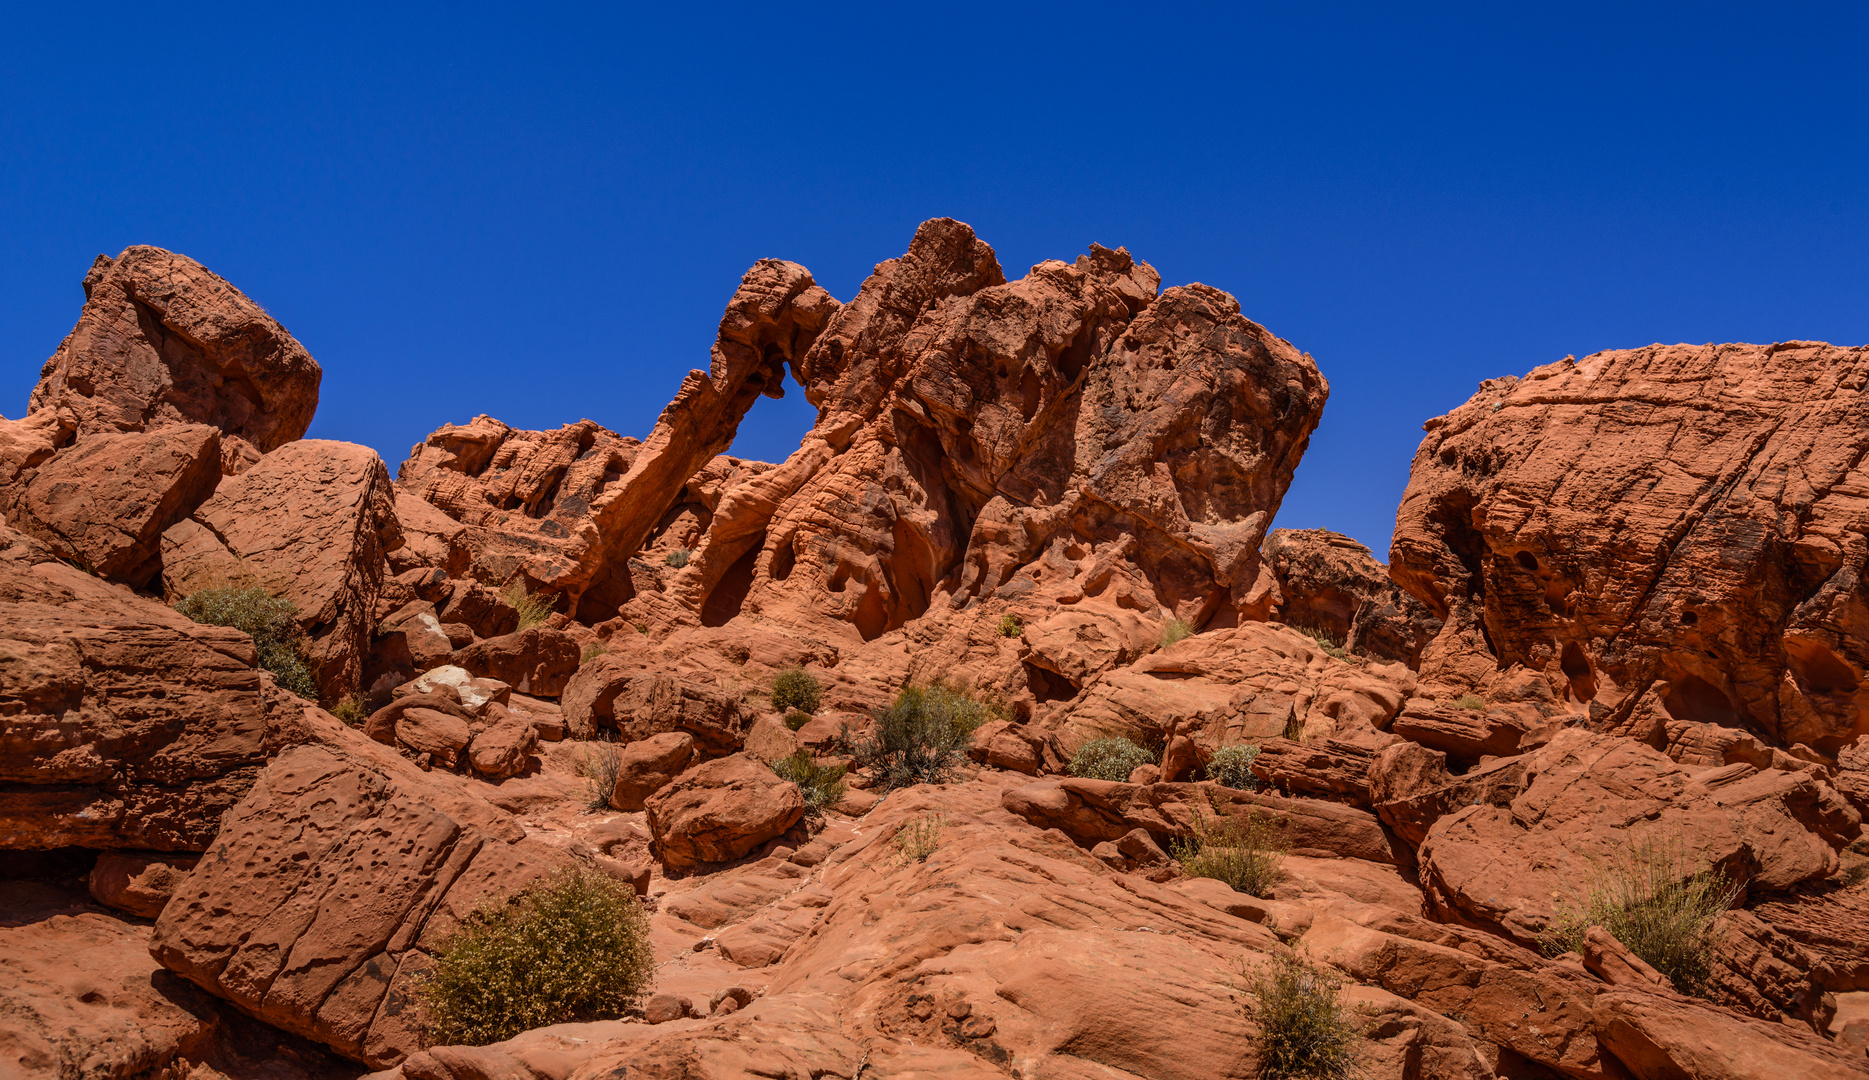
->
(1661, 673, 1741, 727)
(1024, 661, 1079, 703)
(1559, 641, 1597, 702)
(1785, 637, 1860, 695)
(701, 536, 763, 627)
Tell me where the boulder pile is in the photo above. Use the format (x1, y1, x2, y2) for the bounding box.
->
(5, 228, 1869, 1079)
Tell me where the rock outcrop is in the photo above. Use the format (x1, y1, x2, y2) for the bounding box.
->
(162, 439, 403, 699)
(1264, 527, 1441, 665)
(30, 246, 321, 463)
(1392, 342, 1869, 753)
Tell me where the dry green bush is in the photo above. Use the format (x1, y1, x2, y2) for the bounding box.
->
(1542, 833, 1738, 995)
(783, 708, 813, 732)
(329, 696, 367, 727)
(663, 548, 691, 568)
(856, 683, 986, 791)
(894, 811, 946, 863)
(770, 667, 821, 714)
(1452, 693, 1484, 710)
(175, 587, 319, 700)
(1172, 806, 1289, 898)
(501, 579, 556, 630)
(998, 612, 1022, 637)
(1068, 737, 1155, 781)
(417, 868, 654, 1046)
(1160, 617, 1194, 648)
(579, 642, 608, 664)
(770, 750, 847, 814)
(1207, 743, 1261, 790)
(1294, 624, 1350, 661)
(1243, 953, 1363, 1079)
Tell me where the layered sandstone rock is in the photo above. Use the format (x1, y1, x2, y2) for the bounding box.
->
(162, 439, 403, 698)
(30, 246, 320, 461)
(1391, 341, 1869, 752)
(1264, 527, 1440, 665)
(0, 525, 311, 851)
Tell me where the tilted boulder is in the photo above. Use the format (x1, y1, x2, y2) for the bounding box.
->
(3, 424, 222, 587)
(30, 246, 320, 461)
(1264, 527, 1440, 666)
(1391, 341, 1869, 752)
(151, 710, 571, 1067)
(162, 439, 403, 699)
(451, 626, 580, 696)
(561, 650, 748, 754)
(610, 731, 697, 810)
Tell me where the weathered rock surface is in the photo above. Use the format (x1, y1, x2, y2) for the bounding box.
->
(162, 438, 403, 698)
(451, 626, 579, 696)
(0, 525, 311, 851)
(610, 730, 696, 810)
(1265, 527, 1441, 666)
(1417, 728, 1859, 945)
(3, 424, 222, 587)
(87, 852, 198, 918)
(151, 708, 570, 1067)
(30, 246, 320, 459)
(1391, 341, 1869, 752)
(645, 753, 805, 868)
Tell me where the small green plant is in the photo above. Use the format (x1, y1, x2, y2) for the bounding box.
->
(998, 612, 1022, 638)
(416, 868, 654, 1046)
(330, 696, 367, 727)
(175, 587, 319, 700)
(573, 741, 621, 812)
(501, 579, 556, 630)
(1243, 953, 1363, 1080)
(1068, 737, 1156, 781)
(1542, 833, 1739, 995)
(770, 750, 847, 814)
(783, 708, 814, 732)
(1160, 617, 1194, 648)
(664, 548, 691, 569)
(894, 811, 946, 863)
(770, 667, 822, 714)
(1208, 743, 1261, 790)
(1452, 693, 1485, 710)
(1295, 624, 1350, 661)
(1172, 805, 1289, 898)
(579, 642, 608, 664)
(855, 682, 988, 791)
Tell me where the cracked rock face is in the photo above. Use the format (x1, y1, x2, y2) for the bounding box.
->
(1391, 341, 1869, 752)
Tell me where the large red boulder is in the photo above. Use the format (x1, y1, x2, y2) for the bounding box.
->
(3, 424, 222, 587)
(29, 246, 320, 462)
(162, 439, 403, 699)
(644, 752, 804, 868)
(1264, 527, 1441, 666)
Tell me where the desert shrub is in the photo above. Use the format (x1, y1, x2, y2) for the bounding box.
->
(998, 612, 1022, 638)
(1160, 617, 1194, 648)
(1173, 806, 1289, 898)
(1244, 953, 1363, 1080)
(417, 868, 654, 1046)
(1294, 624, 1350, 661)
(783, 708, 813, 732)
(1208, 743, 1261, 790)
(1543, 833, 1738, 995)
(770, 667, 822, 714)
(1069, 737, 1155, 781)
(501, 579, 556, 630)
(894, 811, 946, 863)
(770, 750, 847, 814)
(664, 548, 691, 568)
(855, 683, 987, 791)
(1452, 693, 1485, 710)
(330, 696, 367, 727)
(573, 740, 621, 812)
(175, 587, 319, 700)
(579, 642, 608, 664)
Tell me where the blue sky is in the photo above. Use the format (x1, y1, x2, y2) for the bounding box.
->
(3, 3, 1865, 555)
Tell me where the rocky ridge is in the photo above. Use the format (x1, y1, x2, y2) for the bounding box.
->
(2, 227, 1868, 1079)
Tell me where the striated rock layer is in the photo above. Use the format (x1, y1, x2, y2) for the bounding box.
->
(1393, 342, 1869, 754)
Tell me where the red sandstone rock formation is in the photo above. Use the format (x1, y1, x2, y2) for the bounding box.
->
(1392, 342, 1869, 754)
(1264, 527, 1441, 665)
(30, 246, 321, 463)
